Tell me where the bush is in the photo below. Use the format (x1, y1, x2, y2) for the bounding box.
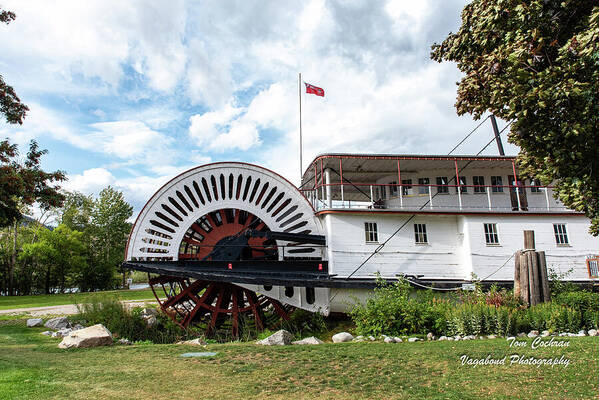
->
(555, 291, 599, 330)
(446, 303, 519, 336)
(74, 295, 201, 343)
(349, 278, 451, 336)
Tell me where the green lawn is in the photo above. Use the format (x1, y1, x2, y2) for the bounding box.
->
(0, 321, 597, 399)
(0, 289, 156, 311)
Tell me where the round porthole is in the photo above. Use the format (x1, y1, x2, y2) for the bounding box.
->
(263, 285, 272, 291)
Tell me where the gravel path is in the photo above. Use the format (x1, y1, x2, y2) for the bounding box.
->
(0, 299, 158, 316)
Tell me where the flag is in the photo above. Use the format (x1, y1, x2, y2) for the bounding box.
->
(305, 82, 324, 97)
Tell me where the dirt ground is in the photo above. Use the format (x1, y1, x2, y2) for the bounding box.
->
(0, 300, 158, 316)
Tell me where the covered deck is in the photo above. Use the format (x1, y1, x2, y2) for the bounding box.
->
(301, 153, 576, 214)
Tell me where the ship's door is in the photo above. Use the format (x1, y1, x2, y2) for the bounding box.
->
(508, 175, 528, 211)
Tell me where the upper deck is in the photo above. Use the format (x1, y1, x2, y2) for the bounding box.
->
(301, 153, 577, 215)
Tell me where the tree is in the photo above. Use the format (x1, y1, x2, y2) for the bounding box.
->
(432, 2, 599, 234)
(20, 224, 87, 294)
(90, 187, 133, 288)
(1, 7, 28, 124)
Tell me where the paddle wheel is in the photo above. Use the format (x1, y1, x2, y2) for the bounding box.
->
(125, 163, 329, 338)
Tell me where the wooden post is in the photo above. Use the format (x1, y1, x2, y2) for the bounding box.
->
(528, 250, 541, 306)
(514, 250, 521, 299)
(537, 251, 551, 302)
(524, 230, 535, 250)
(519, 252, 529, 305)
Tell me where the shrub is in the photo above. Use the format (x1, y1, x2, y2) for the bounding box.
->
(349, 278, 450, 336)
(446, 303, 520, 336)
(555, 291, 599, 330)
(74, 295, 200, 343)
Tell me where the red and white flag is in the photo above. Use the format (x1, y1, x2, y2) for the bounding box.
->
(304, 82, 324, 97)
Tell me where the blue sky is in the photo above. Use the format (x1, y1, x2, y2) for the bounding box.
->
(0, 0, 516, 217)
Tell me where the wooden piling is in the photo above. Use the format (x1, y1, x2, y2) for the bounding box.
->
(519, 252, 529, 306)
(524, 230, 535, 250)
(514, 250, 521, 299)
(528, 250, 541, 306)
(537, 251, 550, 302)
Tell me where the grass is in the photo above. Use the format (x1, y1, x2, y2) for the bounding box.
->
(0, 289, 156, 311)
(0, 321, 597, 399)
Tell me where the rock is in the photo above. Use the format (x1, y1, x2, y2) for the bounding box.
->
(393, 337, 402, 343)
(447, 337, 454, 341)
(144, 315, 157, 328)
(40, 331, 52, 336)
(588, 329, 598, 337)
(383, 336, 395, 343)
(407, 337, 419, 342)
(332, 332, 354, 343)
(52, 328, 72, 338)
(559, 332, 569, 337)
(517, 332, 526, 338)
(72, 324, 85, 331)
(464, 335, 476, 340)
(438, 336, 447, 341)
(487, 335, 497, 340)
(541, 330, 550, 337)
(426, 332, 435, 341)
(118, 338, 132, 345)
(27, 318, 44, 327)
(577, 330, 586, 337)
(567, 333, 577, 337)
(58, 324, 113, 349)
(368, 335, 376, 341)
(44, 317, 71, 331)
(454, 335, 461, 341)
(141, 307, 158, 317)
(177, 338, 207, 346)
(257, 330, 294, 346)
(292, 336, 324, 345)
(528, 330, 539, 338)
(355, 335, 364, 341)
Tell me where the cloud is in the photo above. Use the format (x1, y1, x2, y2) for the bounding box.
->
(64, 168, 115, 195)
(188, 103, 261, 151)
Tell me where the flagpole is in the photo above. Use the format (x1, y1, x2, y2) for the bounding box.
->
(299, 72, 303, 183)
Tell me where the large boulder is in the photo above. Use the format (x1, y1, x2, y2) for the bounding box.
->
(292, 336, 324, 345)
(27, 318, 43, 328)
(58, 324, 113, 349)
(332, 332, 354, 343)
(44, 317, 71, 331)
(257, 330, 293, 346)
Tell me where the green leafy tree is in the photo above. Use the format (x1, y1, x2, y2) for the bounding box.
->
(1, 7, 28, 125)
(20, 224, 87, 294)
(0, 7, 66, 294)
(432, 1, 599, 234)
(90, 187, 133, 288)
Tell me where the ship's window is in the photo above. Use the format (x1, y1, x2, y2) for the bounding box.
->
(418, 178, 430, 194)
(306, 287, 315, 304)
(401, 179, 412, 196)
(284, 286, 294, 298)
(588, 258, 599, 278)
(389, 181, 398, 196)
(263, 285, 272, 291)
(530, 179, 542, 193)
(364, 222, 378, 243)
(473, 176, 486, 193)
(491, 176, 504, 192)
(414, 224, 428, 244)
(553, 224, 569, 245)
(436, 177, 448, 194)
(484, 223, 499, 245)
(456, 176, 468, 193)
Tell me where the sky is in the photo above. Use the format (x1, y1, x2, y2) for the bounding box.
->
(0, 0, 517, 218)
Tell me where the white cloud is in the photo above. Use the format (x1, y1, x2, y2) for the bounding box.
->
(64, 168, 115, 195)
